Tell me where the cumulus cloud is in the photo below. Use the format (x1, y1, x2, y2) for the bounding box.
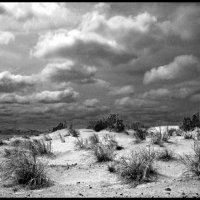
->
(0, 88, 79, 104)
(159, 5, 200, 40)
(83, 98, 99, 107)
(109, 85, 134, 95)
(0, 3, 75, 31)
(144, 55, 199, 84)
(31, 29, 136, 67)
(0, 71, 36, 93)
(115, 96, 158, 109)
(141, 88, 170, 99)
(0, 31, 14, 44)
(41, 61, 98, 84)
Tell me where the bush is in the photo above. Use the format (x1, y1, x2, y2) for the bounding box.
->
(106, 114, 125, 132)
(52, 122, 67, 132)
(68, 125, 80, 137)
(115, 147, 157, 185)
(151, 129, 170, 146)
(156, 148, 175, 161)
(93, 119, 107, 132)
(1, 147, 52, 189)
(89, 133, 100, 147)
(92, 142, 115, 162)
(134, 127, 147, 142)
(179, 141, 200, 177)
(168, 128, 176, 136)
(74, 137, 90, 150)
(184, 132, 193, 139)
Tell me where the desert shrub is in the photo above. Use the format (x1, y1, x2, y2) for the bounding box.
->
(22, 135, 30, 139)
(106, 114, 125, 132)
(107, 161, 117, 173)
(156, 148, 175, 161)
(68, 125, 80, 137)
(93, 119, 107, 132)
(12, 139, 53, 157)
(92, 142, 115, 162)
(174, 129, 183, 136)
(11, 139, 23, 147)
(87, 120, 98, 129)
(168, 128, 176, 136)
(134, 127, 147, 142)
(43, 134, 52, 141)
(74, 137, 90, 150)
(184, 132, 193, 139)
(89, 133, 100, 147)
(1, 147, 52, 189)
(115, 147, 157, 185)
(58, 133, 65, 143)
(52, 121, 67, 132)
(151, 129, 170, 146)
(0, 139, 6, 146)
(179, 141, 200, 177)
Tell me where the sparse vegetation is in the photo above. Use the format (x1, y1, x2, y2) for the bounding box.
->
(156, 148, 175, 161)
(89, 133, 100, 147)
(52, 121, 67, 132)
(184, 132, 193, 139)
(115, 146, 157, 185)
(59, 133, 65, 143)
(1, 147, 52, 189)
(179, 141, 200, 177)
(133, 127, 147, 142)
(11, 139, 53, 157)
(68, 124, 80, 137)
(74, 137, 90, 150)
(107, 161, 117, 173)
(92, 142, 115, 162)
(150, 128, 170, 146)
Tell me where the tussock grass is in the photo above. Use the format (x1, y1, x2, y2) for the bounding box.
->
(179, 141, 200, 177)
(115, 146, 157, 186)
(69, 128, 80, 137)
(156, 148, 175, 161)
(1, 147, 52, 189)
(74, 137, 90, 150)
(89, 133, 100, 147)
(11, 139, 53, 157)
(150, 129, 170, 147)
(92, 142, 115, 162)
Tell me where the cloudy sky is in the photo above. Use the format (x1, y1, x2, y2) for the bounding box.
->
(0, 2, 200, 130)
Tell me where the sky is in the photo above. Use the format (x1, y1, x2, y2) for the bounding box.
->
(0, 2, 200, 130)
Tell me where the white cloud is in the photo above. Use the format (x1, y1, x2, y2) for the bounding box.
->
(144, 55, 199, 84)
(0, 88, 79, 104)
(0, 71, 36, 93)
(83, 98, 99, 107)
(0, 31, 14, 44)
(109, 85, 134, 95)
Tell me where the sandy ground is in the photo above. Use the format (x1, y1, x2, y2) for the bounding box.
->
(0, 127, 199, 198)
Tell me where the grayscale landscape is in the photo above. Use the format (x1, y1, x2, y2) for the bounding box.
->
(0, 2, 199, 198)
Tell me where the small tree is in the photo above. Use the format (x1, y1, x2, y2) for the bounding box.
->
(180, 117, 193, 132)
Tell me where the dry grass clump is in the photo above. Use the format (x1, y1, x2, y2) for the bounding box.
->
(151, 129, 170, 147)
(11, 139, 53, 157)
(92, 142, 115, 162)
(0, 147, 52, 189)
(179, 141, 200, 177)
(115, 146, 157, 185)
(156, 148, 175, 161)
(89, 133, 100, 147)
(74, 137, 90, 150)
